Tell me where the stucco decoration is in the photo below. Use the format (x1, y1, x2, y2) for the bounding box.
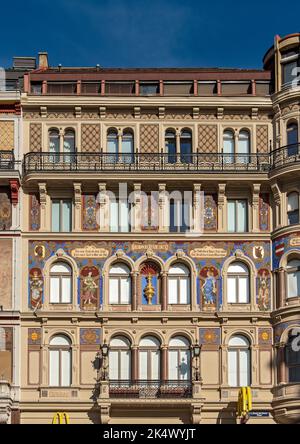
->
(29, 123, 42, 152)
(259, 193, 270, 231)
(82, 194, 99, 231)
(0, 120, 14, 150)
(29, 194, 40, 231)
(198, 125, 218, 153)
(256, 125, 269, 153)
(81, 124, 101, 152)
(0, 240, 12, 309)
(140, 124, 159, 153)
(203, 194, 217, 231)
(0, 187, 11, 230)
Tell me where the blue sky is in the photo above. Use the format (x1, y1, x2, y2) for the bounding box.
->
(1, 0, 299, 69)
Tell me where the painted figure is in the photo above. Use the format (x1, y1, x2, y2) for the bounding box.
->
(82, 271, 98, 306)
(201, 267, 218, 305)
(258, 269, 270, 310)
(30, 269, 43, 309)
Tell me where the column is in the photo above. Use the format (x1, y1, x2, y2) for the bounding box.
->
(132, 183, 141, 232)
(176, 129, 181, 163)
(98, 183, 109, 232)
(131, 347, 138, 381)
(277, 267, 286, 308)
(158, 183, 168, 232)
(271, 183, 282, 229)
(217, 183, 226, 232)
(277, 344, 286, 384)
(252, 183, 261, 232)
(131, 272, 138, 311)
(38, 182, 48, 231)
(193, 183, 202, 234)
(73, 183, 82, 231)
(161, 271, 168, 311)
(161, 346, 168, 382)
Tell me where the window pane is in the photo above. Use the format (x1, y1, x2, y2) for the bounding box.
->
(61, 350, 71, 386)
(51, 263, 71, 273)
(61, 277, 71, 303)
(119, 200, 129, 232)
(62, 200, 72, 232)
(49, 350, 59, 386)
(109, 200, 119, 232)
(238, 132, 250, 154)
(227, 201, 236, 232)
(179, 350, 190, 380)
(64, 131, 75, 153)
(109, 350, 119, 379)
(169, 201, 177, 232)
(168, 350, 178, 380)
(238, 276, 249, 303)
(237, 200, 247, 232)
(120, 277, 131, 304)
(239, 349, 250, 386)
(228, 350, 238, 387)
(139, 351, 148, 379)
(151, 350, 160, 380)
(289, 366, 300, 383)
(50, 277, 60, 303)
(52, 201, 60, 232)
(109, 278, 119, 304)
(288, 193, 299, 211)
(122, 135, 133, 154)
(179, 277, 189, 304)
(283, 61, 297, 85)
(107, 134, 118, 154)
(168, 277, 178, 304)
(288, 271, 300, 298)
(227, 277, 236, 303)
(120, 350, 131, 380)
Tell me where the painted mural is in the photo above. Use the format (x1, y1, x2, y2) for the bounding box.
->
(82, 194, 99, 231)
(28, 240, 271, 310)
(0, 239, 12, 309)
(140, 262, 160, 305)
(259, 193, 270, 232)
(203, 194, 217, 231)
(273, 231, 300, 269)
(29, 194, 40, 231)
(0, 187, 12, 230)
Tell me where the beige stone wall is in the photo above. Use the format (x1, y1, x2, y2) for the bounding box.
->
(0, 239, 12, 309)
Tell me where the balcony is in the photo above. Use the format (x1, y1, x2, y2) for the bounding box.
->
(109, 380, 192, 399)
(0, 151, 15, 170)
(272, 383, 300, 424)
(23, 151, 270, 174)
(270, 143, 300, 171)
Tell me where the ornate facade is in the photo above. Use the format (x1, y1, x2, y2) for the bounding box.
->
(1, 35, 300, 423)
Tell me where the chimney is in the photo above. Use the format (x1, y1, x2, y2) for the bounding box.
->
(38, 52, 48, 69)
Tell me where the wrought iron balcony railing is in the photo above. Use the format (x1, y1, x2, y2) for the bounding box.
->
(270, 143, 300, 170)
(23, 151, 271, 173)
(109, 380, 192, 398)
(0, 151, 15, 170)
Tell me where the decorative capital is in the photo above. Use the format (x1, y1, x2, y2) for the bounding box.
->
(9, 179, 20, 206)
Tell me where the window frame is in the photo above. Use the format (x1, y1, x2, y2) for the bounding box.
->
(49, 262, 72, 304)
(49, 335, 72, 387)
(168, 264, 190, 304)
(109, 263, 131, 305)
(227, 198, 248, 232)
(51, 198, 73, 232)
(228, 335, 251, 387)
(227, 262, 250, 304)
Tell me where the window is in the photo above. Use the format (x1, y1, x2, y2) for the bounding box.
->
(287, 192, 299, 225)
(237, 130, 250, 163)
(107, 129, 118, 157)
(52, 198, 72, 232)
(165, 130, 176, 164)
(139, 336, 160, 380)
(169, 199, 190, 232)
(227, 262, 250, 303)
(180, 130, 192, 163)
(287, 259, 300, 298)
(168, 264, 190, 304)
(63, 129, 75, 153)
(121, 129, 134, 163)
(50, 262, 72, 304)
(105, 82, 135, 95)
(49, 129, 60, 162)
(168, 337, 191, 381)
(227, 199, 248, 232)
(281, 50, 300, 87)
(49, 335, 72, 387)
(109, 198, 131, 232)
(106, 128, 134, 163)
(228, 335, 251, 387)
(286, 332, 300, 382)
(223, 129, 250, 164)
(287, 122, 299, 156)
(109, 336, 131, 380)
(139, 82, 159, 95)
(109, 263, 131, 304)
(223, 130, 234, 163)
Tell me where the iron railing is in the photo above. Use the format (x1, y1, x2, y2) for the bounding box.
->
(0, 151, 15, 170)
(109, 380, 192, 398)
(23, 151, 271, 173)
(270, 143, 300, 170)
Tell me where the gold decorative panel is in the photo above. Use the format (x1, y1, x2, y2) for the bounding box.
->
(30, 123, 42, 152)
(198, 125, 218, 153)
(81, 124, 101, 152)
(0, 120, 14, 150)
(140, 124, 159, 153)
(256, 125, 269, 153)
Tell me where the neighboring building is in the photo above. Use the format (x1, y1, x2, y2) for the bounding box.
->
(0, 56, 36, 423)
(5, 33, 300, 424)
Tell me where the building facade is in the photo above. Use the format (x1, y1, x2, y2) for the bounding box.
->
(1, 33, 300, 424)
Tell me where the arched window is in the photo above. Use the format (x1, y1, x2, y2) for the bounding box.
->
(180, 130, 192, 163)
(109, 336, 131, 380)
(287, 122, 298, 156)
(287, 259, 300, 298)
(227, 262, 250, 303)
(228, 335, 251, 387)
(50, 262, 72, 304)
(287, 192, 299, 225)
(139, 336, 160, 380)
(49, 335, 72, 387)
(223, 130, 234, 163)
(237, 130, 250, 164)
(49, 128, 60, 163)
(168, 336, 191, 380)
(107, 129, 118, 161)
(285, 331, 300, 382)
(121, 129, 134, 163)
(168, 264, 190, 304)
(165, 129, 176, 164)
(63, 129, 75, 153)
(109, 263, 131, 304)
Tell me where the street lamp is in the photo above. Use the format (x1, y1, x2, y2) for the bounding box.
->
(100, 341, 109, 380)
(192, 341, 201, 381)
(101, 341, 109, 357)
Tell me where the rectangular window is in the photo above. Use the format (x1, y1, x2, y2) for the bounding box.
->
(170, 200, 190, 233)
(164, 82, 193, 95)
(227, 199, 248, 232)
(139, 82, 159, 95)
(105, 82, 135, 95)
(49, 350, 59, 386)
(109, 199, 130, 232)
(52, 199, 72, 232)
(228, 350, 238, 387)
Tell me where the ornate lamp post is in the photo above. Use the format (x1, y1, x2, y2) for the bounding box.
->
(192, 341, 201, 382)
(101, 341, 109, 381)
